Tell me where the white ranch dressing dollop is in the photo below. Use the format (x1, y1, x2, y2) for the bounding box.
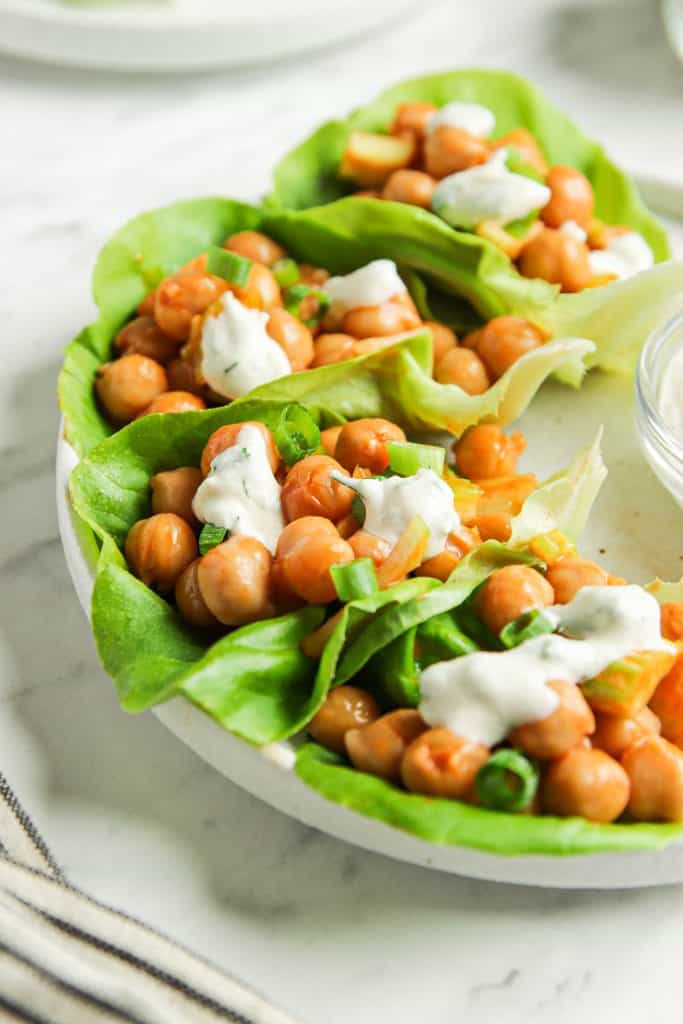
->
(192, 424, 284, 554)
(658, 346, 683, 444)
(200, 292, 291, 400)
(419, 584, 673, 746)
(431, 148, 551, 229)
(323, 260, 406, 318)
(331, 467, 461, 560)
(426, 101, 495, 139)
(588, 231, 654, 281)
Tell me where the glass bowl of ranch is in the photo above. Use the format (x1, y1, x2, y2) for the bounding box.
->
(635, 308, 683, 507)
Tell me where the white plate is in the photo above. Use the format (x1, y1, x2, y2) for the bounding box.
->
(0, 0, 422, 72)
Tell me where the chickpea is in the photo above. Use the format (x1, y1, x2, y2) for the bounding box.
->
(200, 422, 279, 477)
(312, 333, 358, 368)
(434, 347, 490, 394)
(308, 685, 380, 754)
(424, 321, 457, 363)
(622, 735, 683, 822)
(139, 391, 207, 417)
(661, 602, 683, 641)
(474, 564, 554, 636)
(349, 529, 392, 567)
(281, 455, 355, 523)
(334, 418, 406, 474)
(125, 513, 197, 593)
(415, 527, 481, 582)
(592, 706, 661, 759)
(197, 536, 275, 625)
(382, 169, 436, 208)
(114, 316, 180, 365)
(424, 125, 489, 179)
(518, 227, 591, 293)
(461, 328, 482, 350)
(389, 101, 438, 140)
(265, 308, 314, 372)
(137, 290, 156, 317)
(541, 166, 595, 230)
(174, 559, 218, 628)
(510, 680, 595, 759)
(401, 728, 489, 799)
(166, 357, 201, 394)
(454, 425, 526, 480)
(542, 747, 629, 823)
(475, 316, 546, 380)
(489, 129, 548, 176)
(154, 263, 226, 341)
(299, 264, 330, 286)
(342, 299, 421, 339)
(229, 262, 282, 312)
(95, 355, 168, 424)
(151, 467, 202, 525)
(274, 517, 354, 604)
(545, 556, 609, 605)
(650, 655, 683, 748)
(336, 513, 359, 540)
(320, 425, 343, 457)
(224, 230, 285, 266)
(345, 709, 426, 782)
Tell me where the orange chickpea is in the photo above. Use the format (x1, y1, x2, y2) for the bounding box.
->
(200, 422, 279, 477)
(345, 709, 426, 782)
(389, 101, 438, 140)
(137, 290, 156, 317)
(274, 517, 354, 604)
(342, 299, 421, 339)
(382, 169, 437, 208)
(311, 333, 358, 368)
(510, 680, 595, 759)
(349, 529, 392, 567)
(434, 347, 490, 394)
(154, 260, 226, 341)
(401, 728, 489, 799)
(424, 321, 457, 363)
(281, 455, 355, 523)
(661, 602, 683, 642)
(114, 316, 180, 365)
(545, 557, 609, 605)
(424, 125, 489, 178)
(475, 316, 546, 380)
(223, 230, 285, 266)
(622, 735, 683, 822)
(197, 536, 275, 626)
(308, 686, 380, 754)
(229, 263, 282, 312)
(518, 227, 592, 293)
(95, 355, 168, 424)
(592, 706, 661, 759)
(151, 467, 202, 525)
(415, 527, 481, 582)
(139, 391, 207, 417)
(541, 166, 595, 230)
(454, 425, 526, 480)
(265, 308, 314, 372)
(299, 264, 330, 286)
(650, 655, 683, 748)
(334, 418, 406, 474)
(475, 564, 554, 636)
(125, 513, 197, 593)
(320, 425, 343, 456)
(174, 559, 218, 629)
(542, 747, 630, 823)
(166, 357, 202, 394)
(489, 129, 548, 176)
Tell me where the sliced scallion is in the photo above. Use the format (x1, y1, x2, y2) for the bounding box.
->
(274, 403, 321, 466)
(272, 258, 300, 289)
(475, 749, 539, 812)
(198, 523, 228, 556)
(284, 284, 330, 326)
(387, 441, 445, 477)
(499, 608, 555, 649)
(206, 246, 252, 286)
(330, 558, 378, 602)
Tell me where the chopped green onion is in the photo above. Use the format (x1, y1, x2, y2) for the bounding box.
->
(387, 441, 445, 477)
(475, 749, 539, 812)
(198, 523, 227, 556)
(499, 608, 555, 649)
(284, 284, 330, 326)
(274, 403, 321, 466)
(330, 558, 378, 602)
(352, 493, 366, 526)
(271, 258, 300, 289)
(206, 246, 252, 286)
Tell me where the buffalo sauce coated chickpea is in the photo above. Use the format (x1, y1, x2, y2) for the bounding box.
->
(542, 747, 630, 823)
(424, 321, 457, 363)
(200, 422, 280, 477)
(434, 347, 490, 394)
(334, 418, 406, 474)
(401, 728, 489, 799)
(489, 129, 548, 176)
(424, 126, 489, 179)
(197, 536, 275, 626)
(349, 529, 392, 567)
(320, 425, 343, 457)
(454, 425, 526, 480)
(139, 391, 207, 417)
(95, 355, 168, 424)
(518, 228, 591, 292)
(415, 526, 481, 582)
(475, 317, 546, 380)
(174, 559, 218, 629)
(274, 517, 354, 604)
(382, 169, 436, 208)
(509, 680, 595, 759)
(114, 316, 180, 365)
(592, 706, 661, 759)
(125, 513, 197, 593)
(661, 602, 683, 641)
(166, 357, 201, 394)
(308, 686, 381, 754)
(265, 309, 314, 371)
(345, 709, 426, 782)
(281, 455, 355, 523)
(541, 166, 595, 230)
(474, 564, 554, 636)
(311, 333, 358, 368)
(154, 257, 227, 341)
(229, 263, 282, 312)
(545, 557, 609, 605)
(622, 735, 683, 822)
(224, 230, 285, 266)
(151, 467, 202, 524)
(389, 101, 438, 140)
(342, 298, 421, 339)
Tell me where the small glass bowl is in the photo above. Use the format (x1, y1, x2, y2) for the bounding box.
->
(635, 308, 683, 508)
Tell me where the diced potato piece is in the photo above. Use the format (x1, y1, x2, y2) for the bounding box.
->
(339, 131, 416, 187)
(582, 649, 677, 718)
(651, 654, 683, 748)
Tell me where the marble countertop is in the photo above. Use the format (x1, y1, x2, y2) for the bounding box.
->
(2, 1, 683, 1021)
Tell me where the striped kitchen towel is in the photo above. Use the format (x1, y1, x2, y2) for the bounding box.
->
(0, 773, 302, 1024)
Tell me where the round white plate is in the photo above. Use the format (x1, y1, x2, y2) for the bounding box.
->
(0, 0, 422, 72)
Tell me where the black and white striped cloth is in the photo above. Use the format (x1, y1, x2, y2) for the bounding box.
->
(0, 773, 302, 1024)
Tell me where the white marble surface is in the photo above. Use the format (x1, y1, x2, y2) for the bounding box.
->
(2, 1, 683, 1021)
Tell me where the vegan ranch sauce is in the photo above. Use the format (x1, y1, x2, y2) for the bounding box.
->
(588, 231, 654, 281)
(192, 424, 284, 553)
(323, 260, 406, 318)
(426, 101, 495, 139)
(419, 584, 673, 746)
